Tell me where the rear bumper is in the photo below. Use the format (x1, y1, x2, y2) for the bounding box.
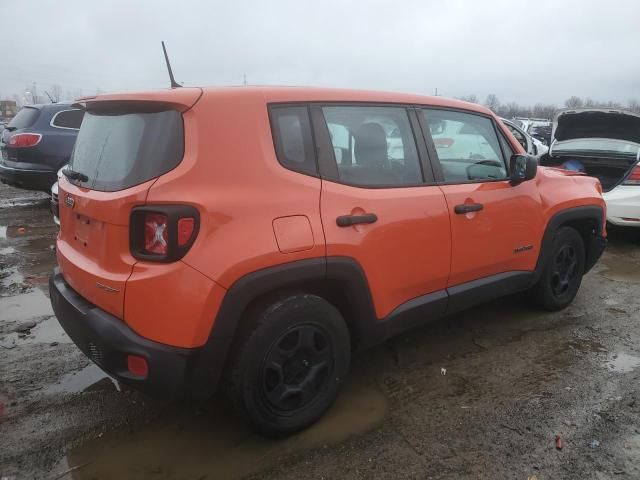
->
(0, 161, 56, 192)
(603, 185, 640, 227)
(49, 268, 199, 397)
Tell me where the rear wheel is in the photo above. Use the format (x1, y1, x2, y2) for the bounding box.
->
(228, 294, 350, 437)
(529, 226, 585, 311)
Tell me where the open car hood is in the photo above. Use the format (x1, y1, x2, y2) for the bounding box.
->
(553, 109, 640, 145)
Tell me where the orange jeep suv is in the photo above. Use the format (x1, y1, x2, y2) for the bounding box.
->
(50, 87, 606, 436)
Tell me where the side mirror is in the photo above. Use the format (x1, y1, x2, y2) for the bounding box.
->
(510, 154, 537, 185)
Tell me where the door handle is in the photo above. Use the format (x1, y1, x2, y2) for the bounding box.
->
(454, 203, 483, 214)
(336, 213, 378, 227)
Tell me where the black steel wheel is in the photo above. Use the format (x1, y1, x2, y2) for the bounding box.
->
(228, 294, 350, 437)
(261, 324, 333, 414)
(529, 226, 585, 311)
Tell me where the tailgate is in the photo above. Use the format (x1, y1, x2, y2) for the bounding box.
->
(57, 180, 152, 318)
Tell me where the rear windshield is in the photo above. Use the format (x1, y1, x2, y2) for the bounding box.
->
(69, 109, 184, 192)
(8, 107, 40, 129)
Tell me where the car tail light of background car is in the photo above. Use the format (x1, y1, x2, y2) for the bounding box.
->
(8, 133, 42, 148)
(623, 165, 640, 185)
(130, 205, 199, 262)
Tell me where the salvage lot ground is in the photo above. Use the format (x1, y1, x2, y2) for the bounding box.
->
(0, 182, 639, 479)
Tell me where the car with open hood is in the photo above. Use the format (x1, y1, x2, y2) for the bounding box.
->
(540, 109, 640, 227)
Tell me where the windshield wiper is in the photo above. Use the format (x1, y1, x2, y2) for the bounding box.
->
(63, 169, 89, 182)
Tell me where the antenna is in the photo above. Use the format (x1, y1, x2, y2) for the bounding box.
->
(161, 41, 181, 88)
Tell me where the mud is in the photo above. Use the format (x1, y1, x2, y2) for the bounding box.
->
(1, 182, 640, 479)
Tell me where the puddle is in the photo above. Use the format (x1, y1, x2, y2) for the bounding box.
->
(0, 266, 23, 289)
(599, 254, 640, 283)
(0, 315, 70, 348)
(606, 353, 640, 373)
(0, 195, 48, 209)
(53, 375, 387, 479)
(0, 246, 15, 255)
(46, 364, 119, 395)
(0, 287, 53, 322)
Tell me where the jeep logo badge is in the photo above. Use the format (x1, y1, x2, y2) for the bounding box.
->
(64, 194, 75, 208)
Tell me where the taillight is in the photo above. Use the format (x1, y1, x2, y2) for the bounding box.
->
(8, 133, 42, 148)
(177, 217, 195, 247)
(130, 205, 199, 262)
(623, 165, 640, 185)
(143, 213, 168, 255)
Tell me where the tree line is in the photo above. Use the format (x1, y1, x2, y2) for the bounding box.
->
(456, 94, 640, 120)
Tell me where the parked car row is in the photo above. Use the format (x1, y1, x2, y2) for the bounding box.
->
(540, 108, 640, 227)
(500, 118, 549, 156)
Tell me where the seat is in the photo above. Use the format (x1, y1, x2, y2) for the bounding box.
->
(348, 122, 399, 185)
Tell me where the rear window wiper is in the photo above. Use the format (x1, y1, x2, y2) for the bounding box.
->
(4, 126, 16, 131)
(63, 169, 89, 182)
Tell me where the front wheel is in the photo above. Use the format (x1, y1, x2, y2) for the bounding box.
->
(228, 294, 350, 437)
(529, 226, 585, 311)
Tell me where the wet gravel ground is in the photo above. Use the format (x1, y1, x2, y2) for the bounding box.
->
(0, 182, 639, 479)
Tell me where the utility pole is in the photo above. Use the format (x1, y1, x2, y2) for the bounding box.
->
(32, 82, 38, 103)
(434, 87, 439, 97)
(243, 74, 248, 86)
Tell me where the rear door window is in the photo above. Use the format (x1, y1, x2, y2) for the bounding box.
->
(51, 109, 84, 129)
(69, 108, 184, 192)
(421, 109, 508, 183)
(7, 107, 40, 129)
(321, 105, 423, 187)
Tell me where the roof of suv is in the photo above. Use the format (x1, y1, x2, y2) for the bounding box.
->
(76, 86, 494, 116)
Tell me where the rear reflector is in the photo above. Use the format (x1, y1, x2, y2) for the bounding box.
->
(177, 217, 195, 247)
(143, 213, 168, 255)
(623, 165, 640, 185)
(8, 133, 42, 148)
(127, 354, 149, 378)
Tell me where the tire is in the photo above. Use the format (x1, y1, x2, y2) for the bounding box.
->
(228, 294, 350, 437)
(529, 226, 585, 311)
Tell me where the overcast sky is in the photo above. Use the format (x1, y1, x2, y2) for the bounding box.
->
(3, 0, 639, 106)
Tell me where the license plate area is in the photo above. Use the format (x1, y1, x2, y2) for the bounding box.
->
(74, 214, 93, 247)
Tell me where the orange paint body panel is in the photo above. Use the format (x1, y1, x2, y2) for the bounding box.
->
(441, 179, 544, 286)
(124, 261, 226, 348)
(320, 181, 451, 318)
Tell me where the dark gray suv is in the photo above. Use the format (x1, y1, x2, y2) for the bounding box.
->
(0, 103, 83, 192)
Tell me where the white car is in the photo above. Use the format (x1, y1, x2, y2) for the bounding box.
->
(501, 118, 548, 156)
(51, 164, 67, 226)
(540, 109, 640, 227)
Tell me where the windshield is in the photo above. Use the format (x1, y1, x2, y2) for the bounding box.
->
(553, 138, 640, 156)
(69, 109, 184, 192)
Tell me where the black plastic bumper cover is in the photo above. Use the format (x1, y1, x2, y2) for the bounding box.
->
(0, 164, 56, 192)
(585, 234, 607, 273)
(49, 268, 199, 397)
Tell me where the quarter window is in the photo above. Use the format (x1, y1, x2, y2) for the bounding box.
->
(322, 106, 422, 187)
(422, 109, 508, 182)
(52, 109, 84, 129)
(270, 106, 317, 176)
